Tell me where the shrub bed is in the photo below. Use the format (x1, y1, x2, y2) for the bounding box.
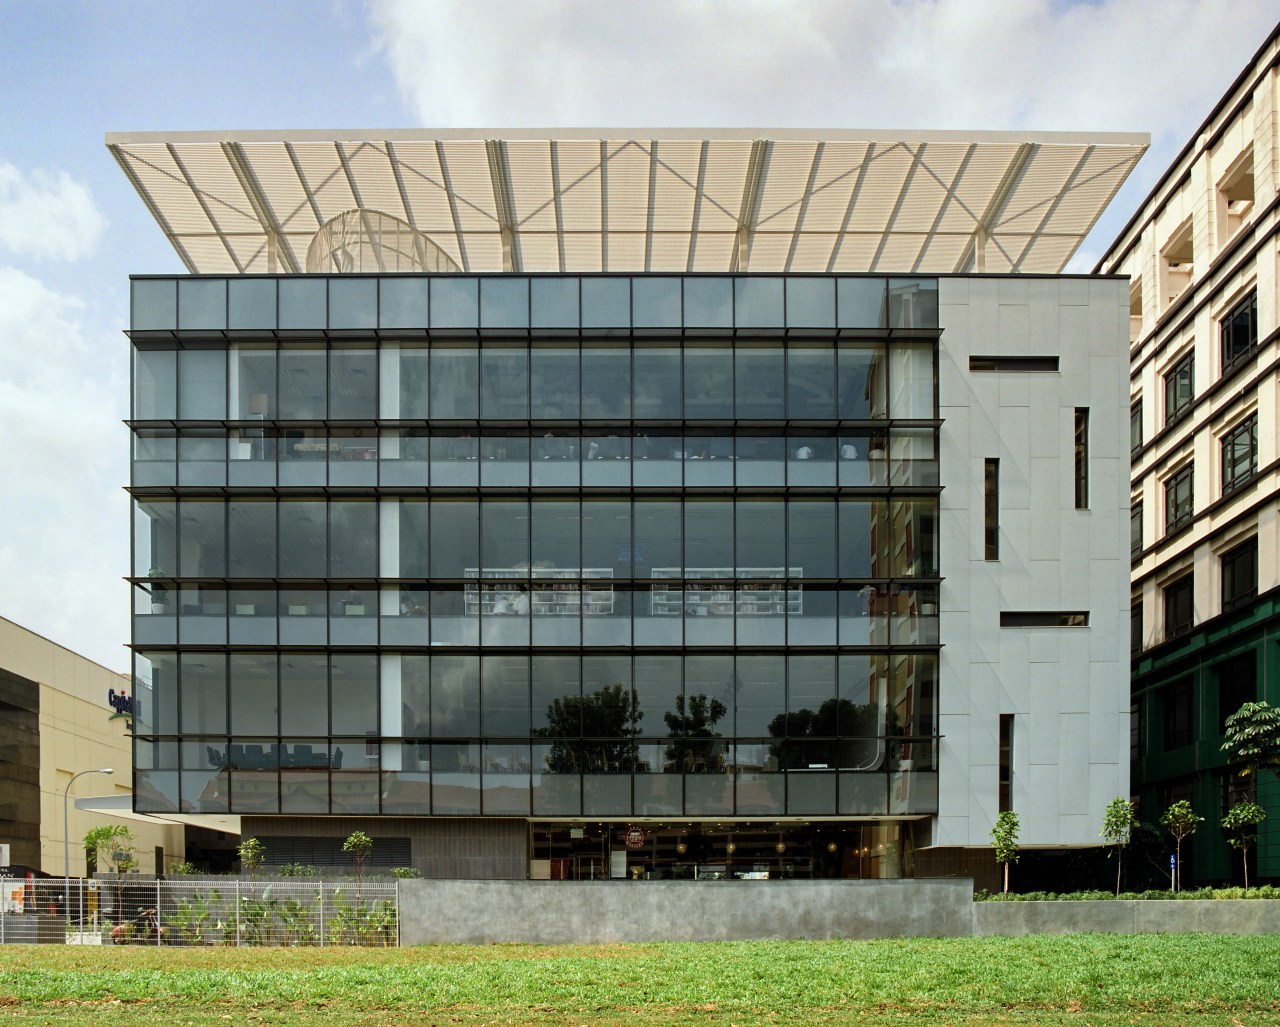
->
(976, 885, 1280, 901)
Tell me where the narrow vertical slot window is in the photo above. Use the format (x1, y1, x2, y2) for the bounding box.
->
(1074, 408, 1089, 509)
(984, 458, 998, 561)
(998, 714, 1014, 813)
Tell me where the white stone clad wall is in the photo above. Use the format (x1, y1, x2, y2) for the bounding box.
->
(934, 277, 1130, 848)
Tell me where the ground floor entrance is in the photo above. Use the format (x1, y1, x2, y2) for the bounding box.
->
(529, 820, 919, 880)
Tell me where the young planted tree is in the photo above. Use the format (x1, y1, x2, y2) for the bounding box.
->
(1221, 701, 1280, 781)
(84, 825, 135, 924)
(1159, 800, 1202, 892)
(1221, 801, 1266, 889)
(1100, 797, 1138, 896)
(990, 810, 1020, 894)
(343, 831, 373, 894)
(238, 836, 265, 883)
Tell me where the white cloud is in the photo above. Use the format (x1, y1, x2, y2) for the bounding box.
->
(368, 0, 1275, 139)
(0, 161, 107, 261)
(0, 266, 129, 671)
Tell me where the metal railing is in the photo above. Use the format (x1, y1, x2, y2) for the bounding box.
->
(1, 876, 399, 947)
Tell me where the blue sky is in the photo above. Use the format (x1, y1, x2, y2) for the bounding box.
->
(0, 0, 1274, 669)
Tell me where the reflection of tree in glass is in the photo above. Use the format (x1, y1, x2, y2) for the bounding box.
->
(663, 694, 728, 773)
(540, 683, 641, 773)
(767, 698, 882, 770)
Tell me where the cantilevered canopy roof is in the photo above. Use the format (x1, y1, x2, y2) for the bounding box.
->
(106, 128, 1147, 276)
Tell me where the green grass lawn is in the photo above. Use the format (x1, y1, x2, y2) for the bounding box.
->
(2, 935, 1278, 1025)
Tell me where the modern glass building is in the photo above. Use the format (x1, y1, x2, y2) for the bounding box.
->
(112, 130, 1145, 882)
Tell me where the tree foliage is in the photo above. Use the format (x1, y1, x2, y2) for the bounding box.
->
(83, 824, 135, 875)
(767, 698, 881, 770)
(238, 836, 265, 881)
(541, 683, 642, 772)
(990, 811, 1020, 894)
(1221, 701, 1280, 782)
(1159, 800, 1202, 893)
(1100, 797, 1138, 896)
(1221, 800, 1266, 889)
(343, 830, 374, 889)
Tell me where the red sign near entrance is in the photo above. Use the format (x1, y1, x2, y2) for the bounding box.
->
(624, 827, 647, 850)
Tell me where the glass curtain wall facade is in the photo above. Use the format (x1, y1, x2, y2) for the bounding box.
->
(129, 274, 942, 828)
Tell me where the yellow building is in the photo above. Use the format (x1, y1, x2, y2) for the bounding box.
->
(0, 616, 185, 877)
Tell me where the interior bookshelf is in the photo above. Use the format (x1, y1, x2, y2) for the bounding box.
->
(463, 567, 614, 616)
(649, 567, 803, 616)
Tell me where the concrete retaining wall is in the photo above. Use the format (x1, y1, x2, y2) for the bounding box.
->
(399, 879, 974, 944)
(974, 899, 1280, 936)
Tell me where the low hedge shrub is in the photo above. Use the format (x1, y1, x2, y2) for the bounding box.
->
(975, 885, 1280, 901)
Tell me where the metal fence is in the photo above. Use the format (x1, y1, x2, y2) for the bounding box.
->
(0, 876, 399, 946)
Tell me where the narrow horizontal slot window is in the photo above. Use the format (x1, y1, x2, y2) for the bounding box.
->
(969, 355, 1059, 372)
(999, 611, 1089, 627)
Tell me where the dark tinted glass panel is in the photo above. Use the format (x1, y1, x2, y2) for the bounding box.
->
(1162, 677, 1192, 750)
(836, 278, 886, 328)
(736, 501, 785, 572)
(1221, 290, 1257, 371)
(969, 355, 1059, 372)
(281, 653, 329, 735)
(178, 349, 226, 419)
(532, 655, 580, 734)
(582, 347, 630, 419)
(581, 278, 629, 328)
(431, 655, 480, 735)
(279, 500, 327, 577)
(735, 347, 784, 419)
(531, 278, 578, 328)
(837, 344, 883, 419)
(787, 346, 836, 419)
(278, 348, 326, 419)
(329, 347, 376, 419)
(632, 277, 681, 328)
(133, 279, 177, 330)
(786, 278, 835, 328)
(135, 349, 177, 419)
(1217, 653, 1256, 732)
(999, 611, 1089, 627)
(228, 279, 276, 329)
(481, 277, 528, 328)
(1165, 465, 1193, 533)
(481, 348, 529, 418)
(734, 277, 784, 327)
(180, 653, 227, 733)
(229, 653, 277, 734)
(179, 499, 226, 576)
(684, 278, 732, 327)
(633, 349, 680, 419)
(330, 500, 377, 576)
(178, 279, 226, 330)
(430, 501, 478, 577)
(278, 278, 327, 329)
(229, 499, 276, 576)
(378, 277, 428, 329)
(483, 655, 531, 736)
(1164, 353, 1193, 424)
(430, 278, 478, 328)
(331, 653, 377, 734)
(531, 348, 579, 418)
(888, 279, 938, 328)
(684, 347, 732, 419)
(430, 348, 478, 418)
(328, 278, 376, 329)
(1163, 575, 1193, 637)
(1221, 537, 1257, 613)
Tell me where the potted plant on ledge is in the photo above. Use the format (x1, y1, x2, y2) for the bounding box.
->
(147, 567, 169, 614)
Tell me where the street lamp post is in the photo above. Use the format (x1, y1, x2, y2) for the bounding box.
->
(63, 768, 113, 928)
